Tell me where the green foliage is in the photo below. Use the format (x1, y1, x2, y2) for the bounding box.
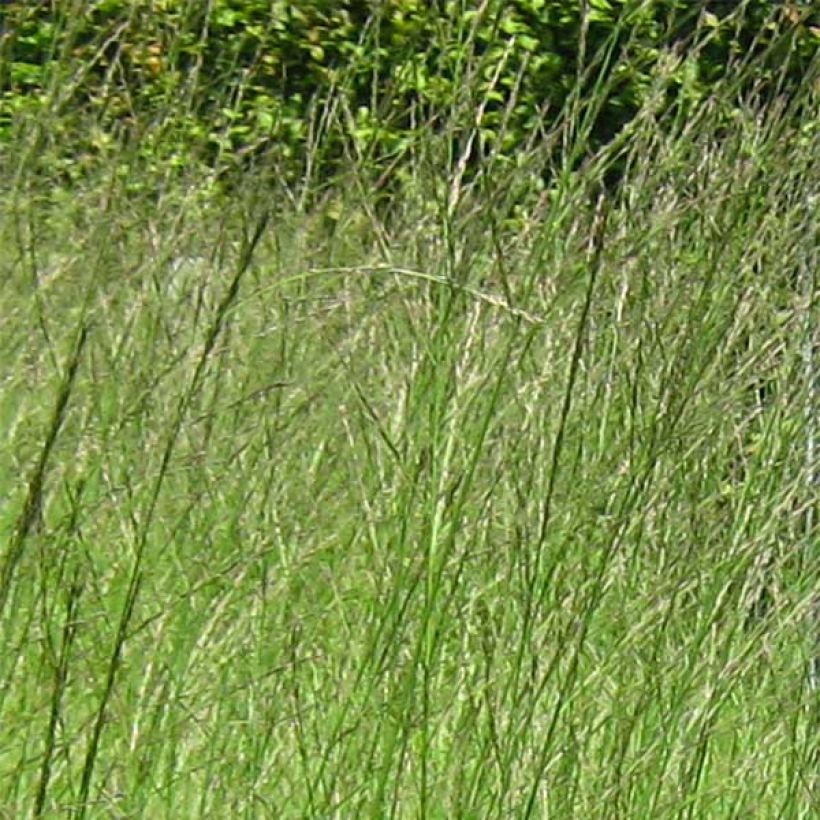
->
(0, 0, 817, 187)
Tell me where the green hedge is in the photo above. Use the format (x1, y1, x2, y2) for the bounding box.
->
(1, 0, 817, 187)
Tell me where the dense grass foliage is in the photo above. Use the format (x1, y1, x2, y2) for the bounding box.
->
(1, 5, 819, 818)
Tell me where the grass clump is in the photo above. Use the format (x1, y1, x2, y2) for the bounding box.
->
(0, 17, 819, 819)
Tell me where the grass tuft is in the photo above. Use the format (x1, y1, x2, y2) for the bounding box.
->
(1, 19, 818, 818)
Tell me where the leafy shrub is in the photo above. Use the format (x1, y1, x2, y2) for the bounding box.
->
(0, 0, 816, 190)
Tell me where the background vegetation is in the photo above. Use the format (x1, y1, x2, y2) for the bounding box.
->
(0, 1, 819, 817)
(1, 0, 817, 190)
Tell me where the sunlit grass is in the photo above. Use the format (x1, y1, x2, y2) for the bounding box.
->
(1, 18, 819, 818)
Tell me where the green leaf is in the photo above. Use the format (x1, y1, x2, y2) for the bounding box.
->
(256, 110, 275, 130)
